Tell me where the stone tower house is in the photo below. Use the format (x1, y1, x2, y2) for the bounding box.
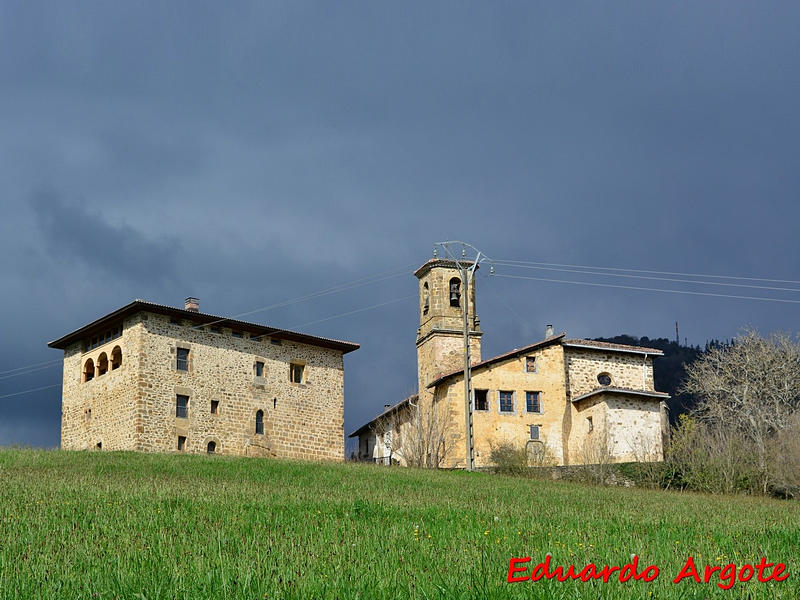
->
(49, 299, 359, 459)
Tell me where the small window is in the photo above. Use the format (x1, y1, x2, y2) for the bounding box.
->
(449, 277, 461, 308)
(211, 400, 219, 415)
(207, 441, 216, 454)
(111, 346, 122, 370)
(83, 358, 95, 383)
(587, 416, 594, 433)
(525, 356, 537, 373)
(529, 425, 540, 441)
(96, 442, 103, 450)
(423, 282, 430, 314)
(97, 352, 108, 376)
(290, 363, 304, 384)
(170, 318, 181, 326)
(177, 348, 189, 371)
(271, 338, 282, 345)
(597, 373, 612, 386)
(232, 331, 243, 338)
(210, 326, 221, 334)
(526, 391, 541, 413)
(499, 391, 514, 413)
(176, 395, 189, 418)
(474, 389, 489, 411)
(255, 410, 264, 435)
(177, 436, 186, 451)
(255, 361, 264, 377)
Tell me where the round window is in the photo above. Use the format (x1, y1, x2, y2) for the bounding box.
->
(597, 373, 612, 386)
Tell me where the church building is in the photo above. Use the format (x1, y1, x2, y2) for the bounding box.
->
(350, 258, 669, 468)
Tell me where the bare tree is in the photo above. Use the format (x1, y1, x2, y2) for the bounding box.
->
(370, 394, 455, 468)
(682, 329, 800, 493)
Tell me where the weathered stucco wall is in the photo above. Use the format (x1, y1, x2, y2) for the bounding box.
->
(604, 394, 663, 462)
(434, 343, 568, 469)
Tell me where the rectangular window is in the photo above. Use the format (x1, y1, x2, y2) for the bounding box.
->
(210, 326, 221, 334)
(232, 331, 243, 338)
(499, 391, 514, 413)
(529, 425, 540, 441)
(474, 389, 489, 411)
(526, 391, 541, 413)
(176, 395, 189, 418)
(177, 435, 186, 451)
(176, 348, 189, 371)
(211, 400, 219, 415)
(255, 361, 264, 377)
(170, 318, 180, 325)
(270, 338, 282, 345)
(290, 363, 304, 384)
(587, 416, 594, 433)
(525, 356, 536, 372)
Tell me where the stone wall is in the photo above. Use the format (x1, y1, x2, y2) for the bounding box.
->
(60, 316, 142, 451)
(60, 310, 348, 461)
(564, 348, 655, 398)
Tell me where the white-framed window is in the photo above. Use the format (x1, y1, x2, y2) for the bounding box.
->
(499, 390, 514, 413)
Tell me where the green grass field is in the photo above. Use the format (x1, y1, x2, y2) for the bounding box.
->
(0, 449, 797, 599)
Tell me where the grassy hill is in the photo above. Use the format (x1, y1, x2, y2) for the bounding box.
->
(0, 450, 797, 599)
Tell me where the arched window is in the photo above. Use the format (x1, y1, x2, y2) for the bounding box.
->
(449, 277, 461, 308)
(423, 282, 430, 314)
(207, 441, 216, 454)
(97, 352, 108, 376)
(255, 410, 264, 435)
(83, 358, 95, 383)
(111, 346, 122, 370)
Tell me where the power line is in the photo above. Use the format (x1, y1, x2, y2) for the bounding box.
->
(0, 363, 61, 381)
(492, 261, 800, 293)
(0, 359, 61, 377)
(493, 273, 800, 304)
(2, 263, 417, 381)
(495, 259, 800, 285)
(194, 263, 416, 330)
(291, 295, 416, 329)
(0, 383, 61, 400)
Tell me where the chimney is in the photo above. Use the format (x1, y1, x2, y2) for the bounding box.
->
(545, 324, 554, 338)
(185, 297, 199, 312)
(384, 404, 391, 411)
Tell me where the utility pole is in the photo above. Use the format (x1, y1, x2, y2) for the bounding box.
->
(434, 241, 492, 471)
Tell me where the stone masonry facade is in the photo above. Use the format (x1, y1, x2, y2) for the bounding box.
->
(52, 300, 358, 460)
(351, 258, 669, 468)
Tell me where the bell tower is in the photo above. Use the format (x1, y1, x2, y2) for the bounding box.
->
(414, 258, 482, 402)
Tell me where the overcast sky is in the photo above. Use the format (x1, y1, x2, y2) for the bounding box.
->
(2, 2, 799, 449)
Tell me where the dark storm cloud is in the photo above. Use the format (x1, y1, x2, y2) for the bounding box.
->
(30, 188, 182, 285)
(1, 1, 799, 446)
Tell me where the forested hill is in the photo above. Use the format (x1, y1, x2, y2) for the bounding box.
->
(592, 336, 704, 424)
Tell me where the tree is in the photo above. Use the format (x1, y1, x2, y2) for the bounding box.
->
(370, 394, 455, 468)
(682, 329, 800, 494)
